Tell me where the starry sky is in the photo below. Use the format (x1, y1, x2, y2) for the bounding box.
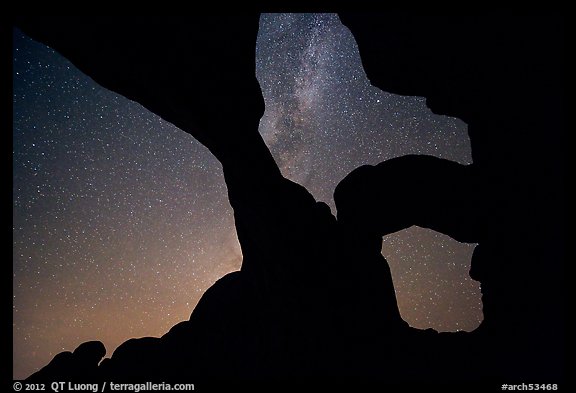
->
(13, 14, 482, 379)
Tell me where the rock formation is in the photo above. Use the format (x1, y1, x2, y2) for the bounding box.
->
(18, 13, 563, 382)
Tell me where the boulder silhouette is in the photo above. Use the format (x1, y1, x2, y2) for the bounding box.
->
(19, 13, 563, 382)
(27, 341, 105, 381)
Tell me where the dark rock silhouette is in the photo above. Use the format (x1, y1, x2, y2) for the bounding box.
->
(18, 13, 563, 382)
(27, 341, 105, 381)
(335, 155, 481, 243)
(338, 13, 564, 380)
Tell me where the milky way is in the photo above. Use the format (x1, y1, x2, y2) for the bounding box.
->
(13, 14, 482, 379)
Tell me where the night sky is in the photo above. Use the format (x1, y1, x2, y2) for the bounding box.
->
(13, 14, 481, 379)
